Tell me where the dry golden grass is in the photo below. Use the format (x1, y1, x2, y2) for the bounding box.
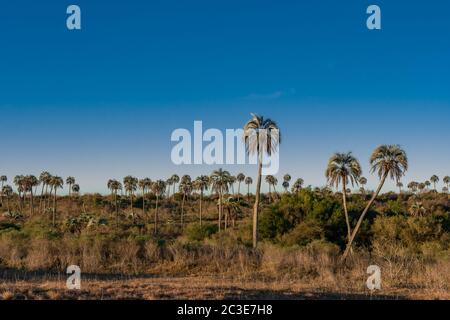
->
(1, 275, 449, 300)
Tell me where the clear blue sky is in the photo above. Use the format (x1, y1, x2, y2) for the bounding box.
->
(1, 0, 449, 193)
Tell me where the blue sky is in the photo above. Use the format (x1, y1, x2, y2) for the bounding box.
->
(1, 0, 449, 193)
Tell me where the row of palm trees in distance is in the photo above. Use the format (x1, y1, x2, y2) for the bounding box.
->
(1, 114, 449, 261)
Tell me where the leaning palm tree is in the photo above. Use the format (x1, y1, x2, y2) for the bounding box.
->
(179, 179, 193, 228)
(342, 145, 408, 261)
(66, 177, 75, 197)
(151, 180, 166, 233)
(210, 168, 231, 231)
(107, 179, 122, 225)
(245, 176, 253, 201)
(123, 176, 138, 217)
(243, 113, 280, 248)
(236, 173, 245, 200)
(50, 176, 64, 226)
(325, 152, 362, 243)
(430, 175, 439, 191)
(0, 175, 7, 205)
(194, 175, 210, 226)
(291, 178, 304, 193)
(2, 185, 13, 213)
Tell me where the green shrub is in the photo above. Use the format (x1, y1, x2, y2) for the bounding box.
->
(185, 223, 218, 241)
(282, 220, 324, 247)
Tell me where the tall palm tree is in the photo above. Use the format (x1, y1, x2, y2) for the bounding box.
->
(50, 176, 64, 226)
(66, 177, 75, 197)
(179, 178, 193, 228)
(25, 175, 39, 216)
(283, 174, 291, 193)
(245, 177, 253, 201)
(152, 180, 166, 233)
(170, 174, 180, 198)
(138, 178, 152, 218)
(236, 173, 245, 200)
(265, 175, 278, 202)
(123, 176, 138, 217)
(107, 179, 122, 226)
(342, 145, 408, 261)
(2, 185, 13, 213)
(291, 178, 304, 193)
(359, 177, 367, 195)
(408, 181, 418, 193)
(229, 176, 237, 194)
(443, 176, 450, 190)
(418, 182, 426, 193)
(243, 113, 280, 248)
(0, 175, 7, 205)
(210, 168, 231, 231)
(14, 175, 25, 212)
(194, 175, 210, 226)
(325, 152, 362, 243)
(39, 171, 51, 213)
(430, 175, 439, 191)
(166, 177, 173, 198)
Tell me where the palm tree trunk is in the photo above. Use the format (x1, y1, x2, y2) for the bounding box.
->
(341, 172, 388, 262)
(0, 181, 4, 205)
(130, 192, 134, 216)
(247, 184, 250, 202)
(30, 188, 34, 216)
(142, 188, 146, 216)
(181, 193, 185, 228)
(39, 183, 45, 213)
(199, 190, 203, 226)
(154, 195, 159, 234)
(237, 182, 241, 200)
(253, 156, 263, 249)
(18, 191, 23, 213)
(218, 188, 223, 231)
(115, 191, 119, 227)
(53, 189, 57, 227)
(342, 177, 352, 242)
